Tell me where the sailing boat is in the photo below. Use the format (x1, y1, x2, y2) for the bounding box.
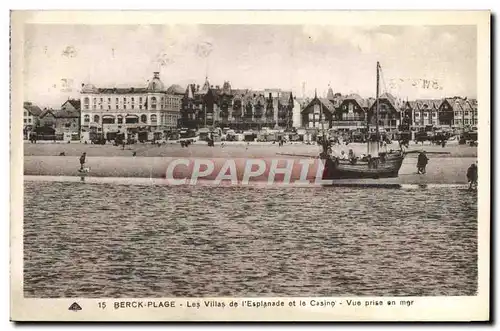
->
(321, 62, 406, 180)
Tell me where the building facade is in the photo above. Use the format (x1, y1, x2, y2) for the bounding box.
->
(80, 72, 182, 141)
(23, 102, 42, 138)
(439, 97, 478, 129)
(180, 79, 297, 130)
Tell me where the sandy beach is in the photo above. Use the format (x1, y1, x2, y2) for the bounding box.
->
(23, 142, 477, 185)
(24, 141, 477, 158)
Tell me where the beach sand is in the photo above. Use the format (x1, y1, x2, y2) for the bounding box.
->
(24, 141, 477, 159)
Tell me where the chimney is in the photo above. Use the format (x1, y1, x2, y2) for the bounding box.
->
(81, 83, 85, 88)
(196, 85, 200, 92)
(153, 72, 160, 79)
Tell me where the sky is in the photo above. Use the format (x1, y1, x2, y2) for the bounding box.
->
(23, 24, 477, 108)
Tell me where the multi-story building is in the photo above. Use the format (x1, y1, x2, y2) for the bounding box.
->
(80, 72, 182, 141)
(439, 97, 477, 129)
(301, 88, 401, 135)
(38, 107, 81, 140)
(23, 101, 42, 138)
(180, 78, 298, 130)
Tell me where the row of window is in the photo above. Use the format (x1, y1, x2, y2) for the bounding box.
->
(415, 113, 438, 118)
(454, 119, 478, 125)
(83, 97, 180, 105)
(454, 111, 478, 117)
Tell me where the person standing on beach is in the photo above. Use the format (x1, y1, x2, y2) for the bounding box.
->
(79, 152, 86, 170)
(417, 151, 429, 174)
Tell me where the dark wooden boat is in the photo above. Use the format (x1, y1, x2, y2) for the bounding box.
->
(322, 151, 405, 179)
(320, 62, 406, 180)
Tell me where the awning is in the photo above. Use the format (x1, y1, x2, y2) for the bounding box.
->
(125, 114, 139, 118)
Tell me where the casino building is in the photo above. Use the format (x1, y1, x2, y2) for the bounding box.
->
(80, 72, 182, 141)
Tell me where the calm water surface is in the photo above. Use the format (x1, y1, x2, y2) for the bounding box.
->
(24, 180, 477, 298)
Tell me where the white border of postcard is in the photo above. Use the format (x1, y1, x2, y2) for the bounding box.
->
(10, 10, 491, 322)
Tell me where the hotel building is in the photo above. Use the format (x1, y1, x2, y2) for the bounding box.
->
(80, 72, 182, 141)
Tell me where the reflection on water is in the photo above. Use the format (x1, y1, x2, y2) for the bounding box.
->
(23, 181, 477, 298)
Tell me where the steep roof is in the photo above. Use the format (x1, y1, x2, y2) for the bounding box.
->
(62, 99, 81, 110)
(24, 102, 43, 116)
(301, 97, 335, 114)
(416, 99, 440, 109)
(53, 109, 80, 118)
(379, 92, 397, 107)
(444, 97, 474, 112)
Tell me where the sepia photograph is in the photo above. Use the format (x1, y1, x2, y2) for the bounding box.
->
(10, 10, 490, 321)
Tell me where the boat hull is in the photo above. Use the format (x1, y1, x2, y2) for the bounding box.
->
(322, 154, 405, 180)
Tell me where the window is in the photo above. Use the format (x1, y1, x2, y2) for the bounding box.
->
(102, 116, 115, 124)
(464, 119, 469, 125)
(124, 105, 127, 110)
(108, 105, 111, 110)
(108, 98, 111, 102)
(139, 97, 143, 103)
(116, 105, 119, 110)
(465, 111, 469, 116)
(151, 114, 157, 124)
(139, 105, 142, 110)
(94, 115, 100, 123)
(24, 111, 27, 116)
(141, 115, 147, 123)
(93, 105, 96, 110)
(117, 115, 123, 124)
(151, 97, 157, 110)
(28, 118, 31, 123)
(131, 97, 134, 102)
(116, 98, 119, 103)
(84, 97, 90, 109)
(84, 115, 90, 123)
(100, 105, 103, 110)
(93, 98, 96, 104)
(131, 105, 134, 110)
(23, 119, 26, 123)
(100, 98, 103, 102)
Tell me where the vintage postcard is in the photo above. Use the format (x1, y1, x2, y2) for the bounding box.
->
(10, 10, 490, 322)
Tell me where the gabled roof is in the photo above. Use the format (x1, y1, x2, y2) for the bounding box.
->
(379, 92, 397, 106)
(62, 99, 81, 110)
(40, 109, 79, 118)
(342, 94, 371, 109)
(301, 97, 335, 114)
(444, 97, 474, 111)
(415, 99, 440, 109)
(24, 102, 43, 116)
(54, 109, 80, 118)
